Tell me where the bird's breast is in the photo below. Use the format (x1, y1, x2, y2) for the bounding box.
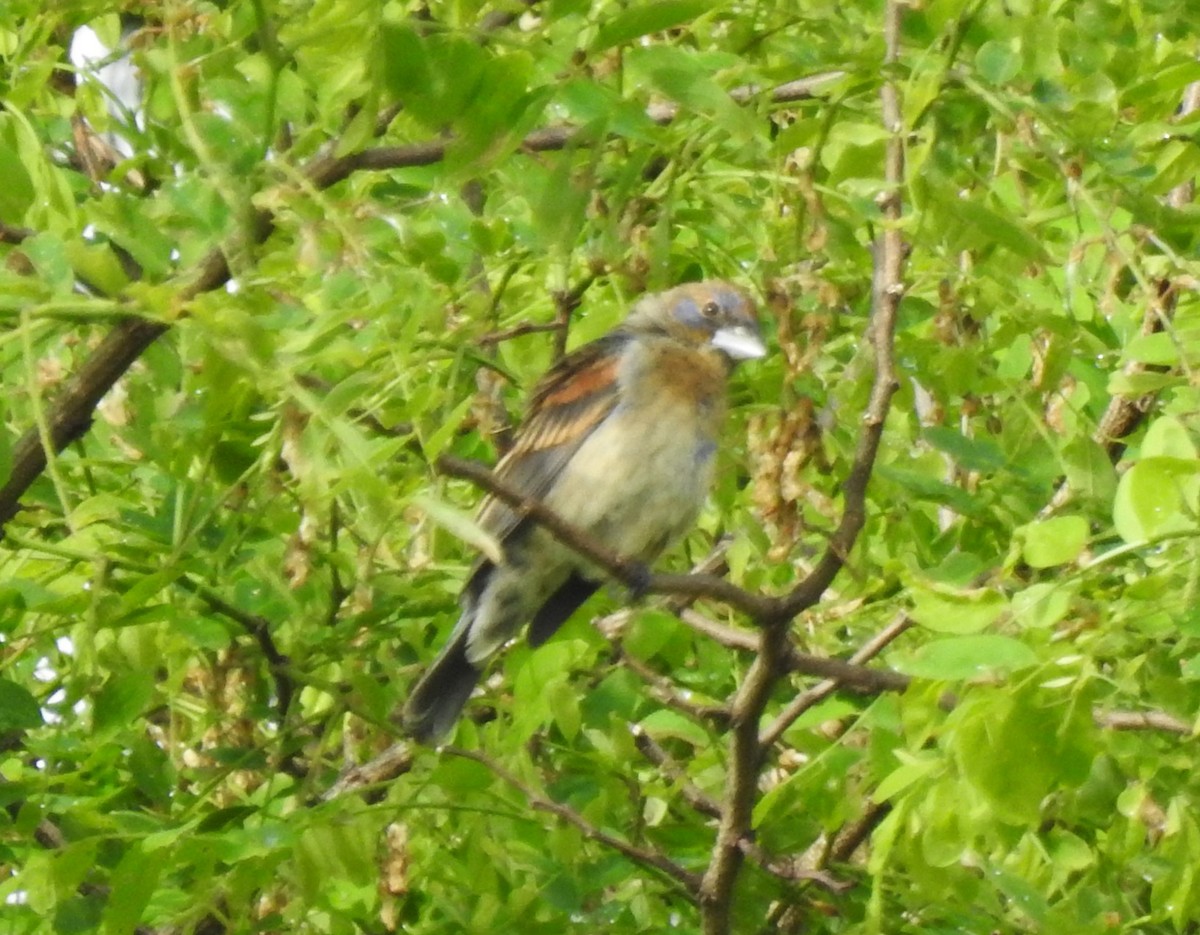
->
(545, 364, 724, 563)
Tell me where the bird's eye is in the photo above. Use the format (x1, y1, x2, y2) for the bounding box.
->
(701, 301, 720, 319)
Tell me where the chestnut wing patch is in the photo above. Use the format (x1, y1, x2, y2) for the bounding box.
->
(475, 332, 628, 543)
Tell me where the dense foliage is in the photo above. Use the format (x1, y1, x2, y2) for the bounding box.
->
(3, 0, 1200, 932)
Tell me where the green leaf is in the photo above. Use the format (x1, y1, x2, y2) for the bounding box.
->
(894, 635, 1038, 680)
(1123, 59, 1200, 105)
(933, 188, 1051, 262)
(21, 232, 73, 293)
(92, 676, 155, 737)
(0, 114, 36, 220)
(511, 640, 588, 740)
(991, 868, 1050, 925)
(878, 466, 982, 515)
(1011, 582, 1074, 629)
(1061, 437, 1117, 504)
(0, 678, 42, 732)
(88, 195, 176, 279)
(1142, 415, 1198, 460)
(592, 0, 711, 51)
(422, 394, 475, 459)
(638, 709, 710, 747)
(923, 426, 1006, 472)
(909, 583, 1007, 634)
(380, 25, 433, 108)
(0, 401, 11, 494)
(294, 816, 379, 900)
(102, 844, 162, 935)
(1018, 515, 1088, 568)
(54, 895, 103, 934)
(1124, 331, 1179, 366)
(411, 492, 503, 564)
(65, 240, 134, 295)
(1113, 457, 1200, 543)
(872, 750, 943, 802)
(975, 40, 1022, 84)
(954, 684, 1096, 824)
(625, 46, 758, 141)
(1107, 370, 1183, 395)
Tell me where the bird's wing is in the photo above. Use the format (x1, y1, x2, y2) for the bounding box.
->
(476, 331, 628, 543)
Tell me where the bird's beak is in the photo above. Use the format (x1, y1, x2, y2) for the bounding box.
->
(711, 324, 767, 361)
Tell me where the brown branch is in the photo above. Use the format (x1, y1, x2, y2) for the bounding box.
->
(323, 741, 416, 800)
(785, 647, 910, 693)
(436, 454, 655, 579)
(677, 605, 909, 701)
(476, 272, 599, 352)
(698, 624, 791, 932)
(0, 317, 168, 528)
(676, 608, 758, 651)
(0, 220, 34, 244)
(697, 9, 906, 933)
(443, 745, 703, 896)
(770, 98, 904, 625)
(1094, 709, 1192, 735)
(304, 74, 840, 192)
(827, 800, 892, 865)
(440, 452, 882, 622)
(667, 538, 733, 601)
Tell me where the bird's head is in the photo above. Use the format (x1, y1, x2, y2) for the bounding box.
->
(627, 280, 766, 363)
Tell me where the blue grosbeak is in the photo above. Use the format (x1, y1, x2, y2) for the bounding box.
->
(404, 281, 765, 742)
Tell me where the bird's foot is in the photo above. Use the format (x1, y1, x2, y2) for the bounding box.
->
(626, 562, 653, 600)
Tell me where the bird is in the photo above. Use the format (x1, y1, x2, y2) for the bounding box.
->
(402, 280, 765, 743)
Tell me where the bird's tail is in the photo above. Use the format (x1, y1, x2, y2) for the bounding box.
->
(401, 619, 481, 744)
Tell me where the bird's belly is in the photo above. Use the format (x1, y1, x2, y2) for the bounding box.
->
(546, 406, 716, 561)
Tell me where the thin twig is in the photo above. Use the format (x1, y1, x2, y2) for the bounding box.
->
(677, 606, 910, 695)
(443, 745, 703, 896)
(476, 320, 564, 346)
(174, 576, 295, 717)
(736, 841, 852, 893)
(550, 274, 598, 359)
(621, 652, 731, 726)
(676, 608, 758, 651)
(1094, 709, 1192, 735)
(761, 615, 913, 747)
(304, 75, 841, 191)
(632, 727, 723, 819)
